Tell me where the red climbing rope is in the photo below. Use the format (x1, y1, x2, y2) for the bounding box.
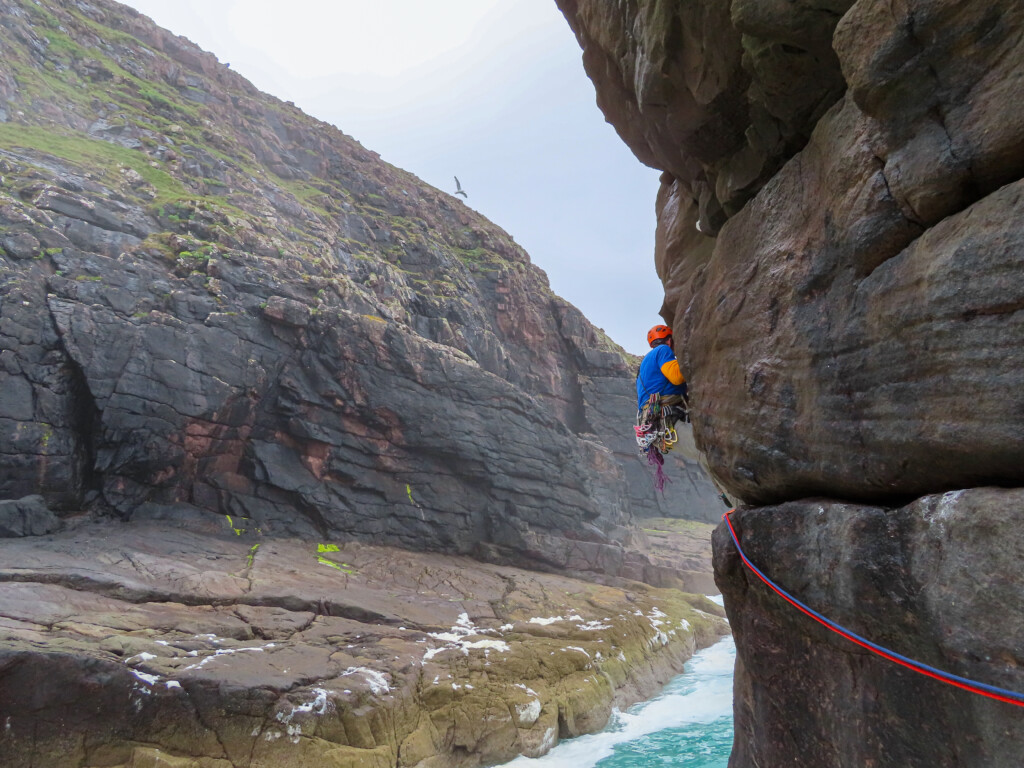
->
(722, 509, 1024, 708)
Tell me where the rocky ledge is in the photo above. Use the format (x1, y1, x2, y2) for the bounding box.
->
(0, 512, 726, 768)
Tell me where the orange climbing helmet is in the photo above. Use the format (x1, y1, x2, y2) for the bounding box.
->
(647, 324, 672, 347)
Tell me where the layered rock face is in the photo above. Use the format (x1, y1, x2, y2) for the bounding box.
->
(0, 0, 722, 577)
(558, 0, 1024, 764)
(559, 0, 1024, 503)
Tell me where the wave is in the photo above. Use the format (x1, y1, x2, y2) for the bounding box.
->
(503, 632, 735, 768)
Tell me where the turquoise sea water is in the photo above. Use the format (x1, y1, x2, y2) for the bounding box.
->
(504, 633, 735, 768)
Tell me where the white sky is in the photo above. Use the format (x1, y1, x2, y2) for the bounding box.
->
(121, 0, 665, 355)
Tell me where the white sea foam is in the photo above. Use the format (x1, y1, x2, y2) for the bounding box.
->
(131, 670, 160, 686)
(706, 594, 725, 607)
(423, 613, 510, 661)
(530, 614, 604, 630)
(500, 636, 735, 768)
(272, 687, 333, 742)
(276, 687, 333, 723)
(463, 638, 510, 652)
(181, 642, 276, 671)
(341, 667, 390, 695)
(516, 698, 542, 725)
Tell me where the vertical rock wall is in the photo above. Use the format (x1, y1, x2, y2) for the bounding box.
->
(557, 0, 1024, 764)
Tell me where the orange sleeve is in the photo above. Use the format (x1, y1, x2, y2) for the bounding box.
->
(660, 359, 685, 385)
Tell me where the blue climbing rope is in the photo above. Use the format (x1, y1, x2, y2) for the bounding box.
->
(723, 509, 1024, 708)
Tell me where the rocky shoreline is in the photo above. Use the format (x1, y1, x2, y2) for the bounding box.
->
(0, 513, 727, 768)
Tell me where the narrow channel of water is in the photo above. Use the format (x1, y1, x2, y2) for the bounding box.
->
(504, 628, 734, 768)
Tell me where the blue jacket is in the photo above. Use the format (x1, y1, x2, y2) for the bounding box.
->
(636, 344, 687, 409)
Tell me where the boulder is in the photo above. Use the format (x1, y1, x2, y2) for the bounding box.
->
(0, 495, 59, 538)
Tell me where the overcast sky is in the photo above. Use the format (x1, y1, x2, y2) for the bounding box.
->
(121, 0, 664, 355)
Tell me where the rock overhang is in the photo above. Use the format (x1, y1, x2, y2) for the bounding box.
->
(558, 0, 1024, 505)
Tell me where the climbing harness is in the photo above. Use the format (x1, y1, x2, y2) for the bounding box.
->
(722, 509, 1024, 708)
(635, 395, 687, 453)
(635, 394, 688, 491)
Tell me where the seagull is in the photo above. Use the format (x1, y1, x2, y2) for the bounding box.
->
(453, 176, 468, 198)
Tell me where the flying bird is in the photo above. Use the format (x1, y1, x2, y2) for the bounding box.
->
(453, 176, 468, 198)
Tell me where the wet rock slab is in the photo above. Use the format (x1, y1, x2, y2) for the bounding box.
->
(0, 519, 727, 768)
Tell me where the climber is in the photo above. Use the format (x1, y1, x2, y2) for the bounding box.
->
(634, 327, 732, 505)
(636, 324, 688, 418)
(634, 324, 689, 490)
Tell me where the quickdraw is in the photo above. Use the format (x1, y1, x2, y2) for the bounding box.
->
(635, 394, 686, 455)
(635, 394, 688, 492)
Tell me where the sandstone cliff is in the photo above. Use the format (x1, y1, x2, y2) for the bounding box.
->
(557, 0, 1024, 765)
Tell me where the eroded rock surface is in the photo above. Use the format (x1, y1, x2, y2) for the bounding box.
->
(558, 0, 1024, 765)
(0, 517, 727, 768)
